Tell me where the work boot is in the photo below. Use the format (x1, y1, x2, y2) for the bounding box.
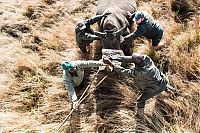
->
(135, 108, 146, 133)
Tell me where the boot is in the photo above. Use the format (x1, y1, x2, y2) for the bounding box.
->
(135, 108, 146, 133)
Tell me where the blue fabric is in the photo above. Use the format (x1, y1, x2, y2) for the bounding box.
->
(61, 62, 73, 71)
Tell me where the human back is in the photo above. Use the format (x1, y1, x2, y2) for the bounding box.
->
(132, 55, 168, 91)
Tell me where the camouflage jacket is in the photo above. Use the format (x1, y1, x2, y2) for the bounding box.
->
(63, 60, 104, 102)
(114, 55, 168, 92)
(75, 15, 105, 45)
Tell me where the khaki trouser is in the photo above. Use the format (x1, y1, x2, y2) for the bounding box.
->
(135, 88, 165, 133)
(137, 87, 164, 109)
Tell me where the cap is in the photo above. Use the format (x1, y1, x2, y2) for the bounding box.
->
(134, 11, 144, 21)
(61, 61, 74, 71)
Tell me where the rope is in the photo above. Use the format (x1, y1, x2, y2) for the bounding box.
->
(56, 70, 108, 132)
(77, 69, 100, 103)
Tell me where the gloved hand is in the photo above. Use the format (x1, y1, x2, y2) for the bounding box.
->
(105, 65, 113, 73)
(103, 58, 113, 66)
(110, 55, 120, 61)
(72, 100, 79, 110)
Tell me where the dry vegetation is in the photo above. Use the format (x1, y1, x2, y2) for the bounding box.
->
(0, 0, 199, 132)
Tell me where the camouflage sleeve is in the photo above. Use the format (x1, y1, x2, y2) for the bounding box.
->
(75, 60, 104, 68)
(85, 14, 104, 26)
(63, 70, 78, 102)
(114, 65, 141, 78)
(114, 65, 133, 77)
(112, 56, 132, 63)
(124, 25, 146, 42)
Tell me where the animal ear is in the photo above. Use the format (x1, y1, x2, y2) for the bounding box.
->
(130, 13, 136, 20)
(127, 11, 132, 17)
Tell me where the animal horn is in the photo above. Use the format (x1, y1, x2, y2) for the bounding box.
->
(94, 31, 107, 38)
(114, 24, 128, 36)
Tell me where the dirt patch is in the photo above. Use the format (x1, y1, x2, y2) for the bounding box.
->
(1, 24, 30, 38)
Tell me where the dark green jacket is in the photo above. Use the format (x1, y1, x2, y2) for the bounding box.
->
(114, 55, 168, 92)
(125, 12, 163, 42)
(75, 15, 104, 45)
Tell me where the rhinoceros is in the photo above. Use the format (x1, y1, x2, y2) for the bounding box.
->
(96, 0, 137, 55)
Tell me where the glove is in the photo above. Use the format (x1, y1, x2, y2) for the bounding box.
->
(105, 65, 113, 73)
(110, 55, 120, 61)
(103, 58, 113, 66)
(72, 100, 79, 110)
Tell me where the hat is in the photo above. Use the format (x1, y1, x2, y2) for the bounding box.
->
(134, 12, 144, 21)
(61, 61, 74, 71)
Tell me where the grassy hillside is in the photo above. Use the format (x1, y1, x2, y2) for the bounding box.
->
(0, 0, 199, 132)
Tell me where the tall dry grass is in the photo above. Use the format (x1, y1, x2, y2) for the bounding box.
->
(0, 0, 199, 132)
(133, 0, 200, 132)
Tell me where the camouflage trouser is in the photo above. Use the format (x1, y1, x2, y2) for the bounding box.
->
(137, 87, 165, 108)
(135, 88, 165, 133)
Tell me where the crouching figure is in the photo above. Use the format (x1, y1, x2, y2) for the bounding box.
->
(103, 53, 170, 132)
(61, 60, 106, 109)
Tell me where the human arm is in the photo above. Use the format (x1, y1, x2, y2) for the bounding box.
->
(84, 33, 100, 40)
(103, 58, 133, 77)
(85, 12, 111, 25)
(63, 70, 78, 103)
(114, 65, 134, 77)
(103, 57, 141, 77)
(123, 25, 146, 42)
(75, 60, 105, 69)
(111, 56, 132, 63)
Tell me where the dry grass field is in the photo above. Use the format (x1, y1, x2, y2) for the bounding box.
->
(0, 0, 199, 132)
